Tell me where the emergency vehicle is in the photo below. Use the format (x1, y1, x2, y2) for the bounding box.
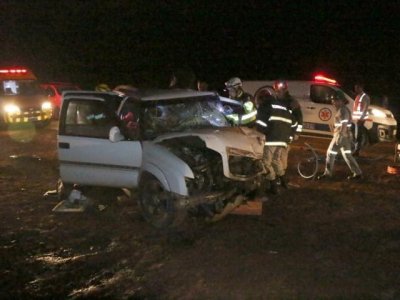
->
(242, 75, 397, 145)
(40, 82, 81, 119)
(0, 67, 52, 127)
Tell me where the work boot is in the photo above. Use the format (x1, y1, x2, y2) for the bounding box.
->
(279, 175, 288, 189)
(347, 173, 363, 181)
(269, 179, 280, 195)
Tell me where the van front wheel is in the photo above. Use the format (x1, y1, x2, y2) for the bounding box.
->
(138, 174, 186, 228)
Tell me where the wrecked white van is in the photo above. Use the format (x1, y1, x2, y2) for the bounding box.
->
(57, 89, 266, 228)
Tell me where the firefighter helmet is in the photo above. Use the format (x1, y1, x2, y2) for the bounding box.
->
(225, 77, 242, 89)
(95, 83, 111, 92)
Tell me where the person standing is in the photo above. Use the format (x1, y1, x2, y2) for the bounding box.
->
(317, 93, 363, 180)
(273, 80, 303, 188)
(255, 91, 294, 195)
(352, 83, 370, 156)
(224, 77, 257, 127)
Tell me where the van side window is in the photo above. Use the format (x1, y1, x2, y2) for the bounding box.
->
(310, 85, 336, 104)
(63, 99, 116, 138)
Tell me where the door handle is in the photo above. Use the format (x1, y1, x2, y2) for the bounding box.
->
(59, 142, 70, 149)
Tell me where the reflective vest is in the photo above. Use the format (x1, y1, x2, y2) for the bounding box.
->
(225, 90, 257, 125)
(352, 92, 370, 120)
(334, 106, 352, 135)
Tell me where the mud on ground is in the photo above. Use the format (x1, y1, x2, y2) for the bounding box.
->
(1, 123, 399, 299)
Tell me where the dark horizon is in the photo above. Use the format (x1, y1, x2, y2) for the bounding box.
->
(2, 1, 400, 98)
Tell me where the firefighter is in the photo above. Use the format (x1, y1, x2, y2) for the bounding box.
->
(224, 77, 257, 126)
(273, 80, 303, 188)
(256, 91, 294, 195)
(317, 93, 363, 180)
(352, 83, 370, 156)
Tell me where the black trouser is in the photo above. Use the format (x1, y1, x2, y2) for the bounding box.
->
(354, 121, 365, 153)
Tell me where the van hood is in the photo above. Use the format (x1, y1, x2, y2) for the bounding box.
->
(153, 126, 265, 158)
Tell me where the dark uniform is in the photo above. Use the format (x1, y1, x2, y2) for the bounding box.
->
(256, 95, 294, 194)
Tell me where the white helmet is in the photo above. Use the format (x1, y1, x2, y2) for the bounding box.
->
(225, 77, 242, 89)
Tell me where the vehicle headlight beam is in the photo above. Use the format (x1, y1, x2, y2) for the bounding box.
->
(4, 104, 21, 115)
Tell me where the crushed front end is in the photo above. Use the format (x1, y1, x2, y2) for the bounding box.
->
(157, 128, 266, 221)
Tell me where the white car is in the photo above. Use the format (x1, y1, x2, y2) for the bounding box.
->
(243, 76, 397, 145)
(57, 88, 266, 228)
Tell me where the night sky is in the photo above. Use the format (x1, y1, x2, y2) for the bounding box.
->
(2, 1, 400, 97)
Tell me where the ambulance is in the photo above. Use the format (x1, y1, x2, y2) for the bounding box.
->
(0, 67, 52, 128)
(242, 75, 397, 145)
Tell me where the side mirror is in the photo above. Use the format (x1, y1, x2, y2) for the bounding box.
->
(109, 126, 124, 143)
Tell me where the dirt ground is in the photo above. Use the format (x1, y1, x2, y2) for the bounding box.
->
(1, 122, 399, 299)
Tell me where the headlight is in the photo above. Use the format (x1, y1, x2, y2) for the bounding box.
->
(4, 104, 21, 115)
(41, 101, 52, 111)
(369, 108, 386, 118)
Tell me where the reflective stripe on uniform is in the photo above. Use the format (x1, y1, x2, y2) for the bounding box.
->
(265, 141, 287, 147)
(353, 93, 369, 120)
(256, 120, 267, 127)
(271, 104, 287, 110)
(241, 110, 257, 121)
(268, 116, 292, 124)
(296, 124, 303, 132)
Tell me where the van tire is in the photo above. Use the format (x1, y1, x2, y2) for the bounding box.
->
(138, 173, 186, 228)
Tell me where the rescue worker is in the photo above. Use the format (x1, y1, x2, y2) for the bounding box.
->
(224, 77, 257, 126)
(273, 80, 303, 188)
(317, 92, 363, 180)
(352, 83, 370, 156)
(95, 83, 111, 92)
(256, 90, 294, 195)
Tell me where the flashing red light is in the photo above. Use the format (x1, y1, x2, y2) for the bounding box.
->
(314, 74, 337, 85)
(0, 68, 28, 74)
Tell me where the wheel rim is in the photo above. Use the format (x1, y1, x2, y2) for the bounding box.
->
(140, 178, 174, 227)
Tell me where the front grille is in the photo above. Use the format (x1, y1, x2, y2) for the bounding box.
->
(228, 156, 264, 177)
(6, 110, 51, 123)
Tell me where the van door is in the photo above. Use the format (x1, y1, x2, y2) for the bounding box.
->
(58, 92, 142, 188)
(301, 84, 338, 136)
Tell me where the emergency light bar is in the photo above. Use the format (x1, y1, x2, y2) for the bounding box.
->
(314, 74, 337, 85)
(0, 68, 28, 74)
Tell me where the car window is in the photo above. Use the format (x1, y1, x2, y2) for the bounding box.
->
(310, 85, 337, 104)
(63, 99, 116, 138)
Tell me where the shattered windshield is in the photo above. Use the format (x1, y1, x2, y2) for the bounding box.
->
(141, 95, 231, 139)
